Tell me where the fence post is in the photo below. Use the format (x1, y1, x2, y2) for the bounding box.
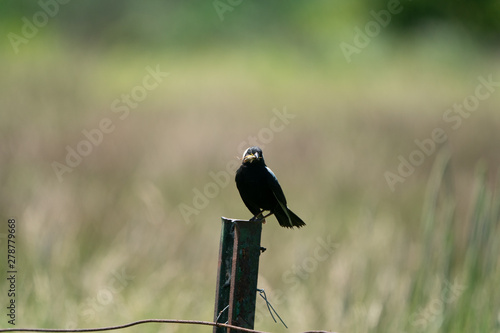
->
(213, 217, 263, 333)
(213, 218, 235, 331)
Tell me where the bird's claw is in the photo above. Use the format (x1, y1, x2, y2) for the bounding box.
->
(250, 214, 266, 224)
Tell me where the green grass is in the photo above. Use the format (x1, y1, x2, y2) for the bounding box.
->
(1, 38, 500, 332)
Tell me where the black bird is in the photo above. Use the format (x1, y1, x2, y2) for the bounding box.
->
(235, 146, 306, 229)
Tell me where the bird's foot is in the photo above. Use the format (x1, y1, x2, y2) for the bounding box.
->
(250, 213, 266, 224)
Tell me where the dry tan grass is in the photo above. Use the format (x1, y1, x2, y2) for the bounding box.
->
(1, 40, 500, 332)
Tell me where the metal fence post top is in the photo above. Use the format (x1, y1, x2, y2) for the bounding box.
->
(221, 216, 264, 224)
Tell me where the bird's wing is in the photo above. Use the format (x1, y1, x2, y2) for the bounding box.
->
(266, 166, 292, 223)
(265, 167, 287, 204)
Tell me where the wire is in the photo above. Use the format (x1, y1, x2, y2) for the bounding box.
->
(0, 318, 338, 333)
(257, 288, 288, 329)
(215, 304, 230, 323)
(0, 319, 267, 333)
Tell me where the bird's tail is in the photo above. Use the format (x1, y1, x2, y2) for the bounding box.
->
(274, 206, 306, 229)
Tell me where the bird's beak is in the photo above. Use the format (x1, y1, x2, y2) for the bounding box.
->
(243, 153, 257, 163)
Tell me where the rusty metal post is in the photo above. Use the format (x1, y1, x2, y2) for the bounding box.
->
(228, 219, 263, 331)
(213, 217, 263, 333)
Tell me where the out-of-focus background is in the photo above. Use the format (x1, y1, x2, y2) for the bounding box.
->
(1, 1, 500, 332)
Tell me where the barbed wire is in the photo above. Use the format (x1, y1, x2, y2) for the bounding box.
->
(0, 318, 336, 333)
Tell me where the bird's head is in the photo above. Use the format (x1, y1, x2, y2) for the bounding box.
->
(241, 146, 265, 165)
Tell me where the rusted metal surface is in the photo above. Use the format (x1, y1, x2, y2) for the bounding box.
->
(228, 219, 263, 332)
(213, 217, 263, 333)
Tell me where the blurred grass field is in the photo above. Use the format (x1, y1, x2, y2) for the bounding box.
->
(1, 7, 500, 332)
